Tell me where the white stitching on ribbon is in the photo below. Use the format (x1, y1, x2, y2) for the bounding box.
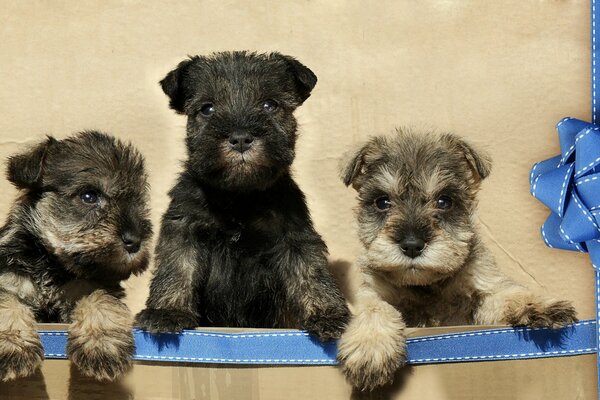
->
(558, 164, 573, 215)
(541, 228, 554, 248)
(409, 348, 595, 363)
(572, 193, 600, 233)
(134, 355, 332, 363)
(576, 157, 600, 176)
(407, 320, 593, 343)
(39, 331, 312, 338)
(576, 176, 599, 186)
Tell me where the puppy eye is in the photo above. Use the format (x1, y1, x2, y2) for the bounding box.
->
(436, 195, 453, 210)
(374, 196, 392, 211)
(199, 103, 215, 116)
(80, 191, 99, 205)
(262, 99, 278, 113)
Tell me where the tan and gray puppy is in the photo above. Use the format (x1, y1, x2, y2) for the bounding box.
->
(337, 129, 577, 391)
(0, 131, 152, 381)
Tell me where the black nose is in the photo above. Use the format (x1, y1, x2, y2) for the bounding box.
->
(121, 232, 141, 254)
(228, 131, 254, 153)
(399, 236, 426, 258)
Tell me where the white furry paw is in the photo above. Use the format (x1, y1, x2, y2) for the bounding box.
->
(337, 308, 406, 391)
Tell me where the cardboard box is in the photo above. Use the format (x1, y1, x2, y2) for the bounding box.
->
(0, 325, 594, 400)
(0, 1, 595, 399)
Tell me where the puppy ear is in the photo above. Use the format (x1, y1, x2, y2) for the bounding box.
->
(7, 136, 56, 190)
(443, 134, 492, 181)
(275, 54, 318, 103)
(340, 138, 384, 190)
(160, 58, 195, 114)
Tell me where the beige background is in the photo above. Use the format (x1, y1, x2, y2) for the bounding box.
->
(0, 1, 595, 399)
(0, 0, 591, 318)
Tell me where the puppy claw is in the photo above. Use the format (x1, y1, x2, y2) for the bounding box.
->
(135, 308, 199, 333)
(505, 298, 578, 329)
(0, 330, 44, 381)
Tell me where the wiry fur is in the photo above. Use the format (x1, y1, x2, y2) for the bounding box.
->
(67, 290, 135, 381)
(337, 129, 577, 390)
(136, 51, 349, 339)
(0, 291, 43, 382)
(0, 131, 152, 381)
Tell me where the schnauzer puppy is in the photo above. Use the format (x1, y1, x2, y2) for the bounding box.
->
(337, 129, 577, 390)
(0, 131, 152, 381)
(136, 51, 349, 340)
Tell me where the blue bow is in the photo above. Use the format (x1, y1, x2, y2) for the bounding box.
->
(530, 117, 600, 269)
(531, 118, 600, 399)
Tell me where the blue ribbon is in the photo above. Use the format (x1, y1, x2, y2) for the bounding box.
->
(529, 119, 600, 397)
(41, 329, 339, 365)
(592, 1, 600, 396)
(407, 321, 595, 364)
(527, 1, 600, 396)
(530, 117, 600, 266)
(40, 321, 595, 366)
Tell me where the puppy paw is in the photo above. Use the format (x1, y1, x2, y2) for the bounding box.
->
(68, 327, 134, 381)
(337, 310, 406, 391)
(68, 290, 135, 381)
(303, 304, 350, 341)
(0, 330, 44, 381)
(504, 297, 578, 329)
(135, 308, 199, 333)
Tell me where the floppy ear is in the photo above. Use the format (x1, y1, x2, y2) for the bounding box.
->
(340, 146, 367, 188)
(340, 138, 384, 190)
(443, 134, 492, 182)
(274, 54, 318, 103)
(7, 136, 56, 190)
(159, 58, 196, 114)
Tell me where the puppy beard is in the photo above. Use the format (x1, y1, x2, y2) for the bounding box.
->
(32, 212, 150, 280)
(366, 229, 473, 286)
(214, 141, 285, 192)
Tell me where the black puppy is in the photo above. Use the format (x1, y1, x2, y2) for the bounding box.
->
(136, 51, 349, 339)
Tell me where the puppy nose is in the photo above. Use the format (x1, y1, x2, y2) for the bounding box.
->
(399, 236, 426, 258)
(228, 132, 254, 153)
(121, 232, 141, 254)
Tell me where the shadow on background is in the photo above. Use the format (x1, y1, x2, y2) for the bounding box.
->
(68, 364, 133, 400)
(350, 365, 414, 400)
(0, 368, 49, 400)
(329, 259, 356, 306)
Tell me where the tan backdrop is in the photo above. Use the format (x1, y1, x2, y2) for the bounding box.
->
(0, 0, 592, 322)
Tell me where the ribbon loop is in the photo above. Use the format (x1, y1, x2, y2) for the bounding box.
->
(530, 119, 600, 262)
(557, 117, 589, 161)
(574, 127, 600, 177)
(531, 163, 573, 217)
